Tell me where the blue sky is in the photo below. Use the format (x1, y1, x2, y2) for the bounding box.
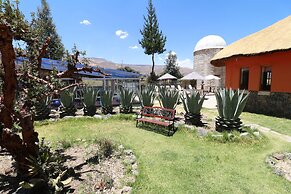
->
(19, 0, 291, 68)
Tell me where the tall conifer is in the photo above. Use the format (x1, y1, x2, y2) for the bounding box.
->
(32, 0, 64, 60)
(139, 0, 166, 81)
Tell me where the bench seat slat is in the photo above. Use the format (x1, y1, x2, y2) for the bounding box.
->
(137, 118, 172, 126)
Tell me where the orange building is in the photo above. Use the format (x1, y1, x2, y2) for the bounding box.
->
(211, 16, 291, 118)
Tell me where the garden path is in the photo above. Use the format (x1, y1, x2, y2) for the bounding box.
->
(202, 93, 217, 109)
(248, 123, 291, 143)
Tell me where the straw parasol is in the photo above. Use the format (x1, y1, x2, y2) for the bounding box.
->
(158, 73, 177, 80)
(204, 75, 221, 80)
(211, 15, 291, 66)
(180, 71, 204, 80)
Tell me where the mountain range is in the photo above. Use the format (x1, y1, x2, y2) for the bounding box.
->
(87, 57, 193, 76)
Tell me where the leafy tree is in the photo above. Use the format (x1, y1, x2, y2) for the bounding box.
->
(139, 0, 166, 82)
(31, 0, 65, 60)
(0, 0, 106, 178)
(162, 51, 182, 79)
(117, 66, 140, 74)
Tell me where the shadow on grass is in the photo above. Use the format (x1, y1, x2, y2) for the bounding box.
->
(0, 148, 104, 193)
(136, 122, 177, 136)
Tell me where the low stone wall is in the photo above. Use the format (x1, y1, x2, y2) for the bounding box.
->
(245, 92, 291, 119)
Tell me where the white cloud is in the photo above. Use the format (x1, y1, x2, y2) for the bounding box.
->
(158, 56, 163, 61)
(177, 58, 193, 68)
(115, 30, 128, 39)
(129, 45, 139, 49)
(80, 19, 91, 25)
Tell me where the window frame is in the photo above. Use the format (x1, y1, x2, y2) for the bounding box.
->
(260, 66, 272, 91)
(239, 67, 249, 90)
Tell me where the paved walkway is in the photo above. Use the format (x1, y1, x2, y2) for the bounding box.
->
(203, 93, 217, 109)
(247, 123, 291, 143)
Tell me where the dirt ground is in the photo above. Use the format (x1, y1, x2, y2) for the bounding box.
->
(0, 144, 137, 193)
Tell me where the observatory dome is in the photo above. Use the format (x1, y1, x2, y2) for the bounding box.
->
(194, 35, 226, 52)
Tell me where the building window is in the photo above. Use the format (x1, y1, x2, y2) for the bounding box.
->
(261, 66, 272, 91)
(240, 68, 249, 90)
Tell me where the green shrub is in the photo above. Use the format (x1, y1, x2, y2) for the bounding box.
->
(206, 126, 264, 144)
(87, 138, 115, 164)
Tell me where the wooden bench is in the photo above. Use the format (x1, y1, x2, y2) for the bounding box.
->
(136, 106, 176, 135)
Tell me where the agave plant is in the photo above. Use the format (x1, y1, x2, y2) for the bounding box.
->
(139, 85, 156, 107)
(158, 86, 179, 109)
(100, 90, 113, 114)
(34, 97, 51, 121)
(83, 86, 98, 116)
(60, 87, 77, 118)
(215, 88, 250, 132)
(119, 87, 135, 113)
(181, 91, 205, 126)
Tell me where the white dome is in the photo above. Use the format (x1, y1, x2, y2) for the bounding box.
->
(194, 35, 226, 52)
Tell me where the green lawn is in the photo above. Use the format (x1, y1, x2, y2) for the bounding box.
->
(36, 116, 291, 194)
(202, 108, 291, 136)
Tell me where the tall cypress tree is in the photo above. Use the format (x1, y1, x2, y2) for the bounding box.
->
(139, 0, 166, 81)
(32, 0, 64, 60)
(163, 51, 182, 79)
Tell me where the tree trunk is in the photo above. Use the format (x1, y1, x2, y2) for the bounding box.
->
(151, 53, 155, 76)
(0, 25, 39, 176)
(0, 27, 16, 129)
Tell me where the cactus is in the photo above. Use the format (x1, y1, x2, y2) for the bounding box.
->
(215, 88, 249, 132)
(34, 97, 51, 121)
(158, 86, 179, 109)
(139, 85, 156, 107)
(60, 87, 77, 118)
(83, 86, 98, 116)
(181, 91, 205, 126)
(119, 87, 135, 114)
(100, 90, 113, 114)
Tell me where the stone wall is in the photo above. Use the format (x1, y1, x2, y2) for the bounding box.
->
(193, 48, 225, 90)
(245, 92, 291, 119)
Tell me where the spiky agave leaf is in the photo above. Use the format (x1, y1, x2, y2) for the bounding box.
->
(100, 90, 113, 114)
(158, 86, 179, 109)
(139, 85, 156, 107)
(215, 88, 249, 131)
(119, 87, 135, 113)
(233, 90, 249, 119)
(60, 87, 77, 117)
(34, 96, 51, 121)
(181, 91, 205, 115)
(181, 91, 205, 126)
(83, 86, 98, 116)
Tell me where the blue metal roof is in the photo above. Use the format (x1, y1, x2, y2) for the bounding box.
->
(16, 57, 141, 79)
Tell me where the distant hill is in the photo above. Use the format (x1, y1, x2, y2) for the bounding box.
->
(88, 57, 193, 76)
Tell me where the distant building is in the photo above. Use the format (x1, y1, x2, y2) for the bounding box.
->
(193, 35, 226, 91)
(211, 16, 291, 118)
(16, 57, 142, 93)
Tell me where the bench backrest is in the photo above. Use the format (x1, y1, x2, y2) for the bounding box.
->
(141, 106, 176, 121)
